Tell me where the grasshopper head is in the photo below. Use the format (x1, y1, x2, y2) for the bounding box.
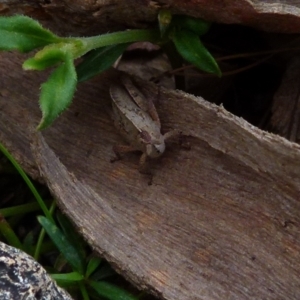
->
(140, 130, 165, 158)
(146, 140, 166, 158)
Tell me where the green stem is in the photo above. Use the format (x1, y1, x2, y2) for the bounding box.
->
(65, 29, 161, 54)
(0, 142, 54, 223)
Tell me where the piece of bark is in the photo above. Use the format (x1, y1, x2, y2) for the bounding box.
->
(3, 1, 300, 34)
(269, 56, 300, 143)
(1, 51, 300, 300)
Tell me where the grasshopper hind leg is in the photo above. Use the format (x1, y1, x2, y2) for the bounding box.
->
(138, 152, 151, 174)
(138, 152, 154, 185)
(110, 144, 137, 163)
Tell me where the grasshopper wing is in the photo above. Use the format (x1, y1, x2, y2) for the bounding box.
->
(121, 76, 161, 128)
(110, 83, 161, 137)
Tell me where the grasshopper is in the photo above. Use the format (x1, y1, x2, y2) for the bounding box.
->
(109, 75, 180, 173)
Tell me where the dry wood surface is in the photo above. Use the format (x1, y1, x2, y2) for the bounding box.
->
(1, 51, 300, 299)
(1, 1, 300, 299)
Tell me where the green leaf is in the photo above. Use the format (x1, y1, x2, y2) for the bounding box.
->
(23, 47, 67, 71)
(38, 216, 85, 274)
(76, 43, 129, 82)
(89, 281, 138, 300)
(56, 212, 86, 265)
(172, 28, 221, 76)
(23, 41, 85, 71)
(22, 231, 35, 255)
(158, 9, 172, 38)
(0, 218, 23, 250)
(51, 271, 84, 283)
(172, 15, 211, 36)
(0, 15, 61, 52)
(37, 55, 77, 130)
(0, 202, 42, 217)
(90, 263, 115, 281)
(86, 257, 102, 278)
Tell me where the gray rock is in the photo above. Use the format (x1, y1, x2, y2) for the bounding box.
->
(0, 242, 73, 300)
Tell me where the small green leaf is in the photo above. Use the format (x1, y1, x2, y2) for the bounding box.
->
(56, 212, 86, 264)
(89, 281, 138, 300)
(0, 15, 61, 52)
(38, 216, 85, 274)
(0, 218, 23, 250)
(37, 55, 77, 130)
(22, 231, 35, 255)
(172, 15, 211, 36)
(76, 43, 129, 82)
(172, 28, 221, 76)
(23, 41, 84, 71)
(23, 48, 66, 71)
(90, 263, 115, 281)
(86, 257, 102, 278)
(158, 9, 172, 37)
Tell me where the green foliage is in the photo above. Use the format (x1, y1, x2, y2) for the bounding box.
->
(0, 12, 220, 129)
(51, 271, 84, 283)
(172, 28, 221, 76)
(0, 12, 221, 297)
(166, 15, 220, 76)
(172, 15, 211, 35)
(158, 9, 172, 37)
(0, 143, 141, 299)
(0, 15, 61, 52)
(23, 44, 73, 71)
(86, 257, 102, 278)
(38, 216, 86, 274)
(76, 43, 130, 82)
(89, 281, 138, 300)
(38, 55, 77, 130)
(0, 142, 54, 223)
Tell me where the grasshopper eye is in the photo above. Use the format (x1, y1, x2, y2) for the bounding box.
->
(154, 143, 165, 154)
(146, 142, 165, 158)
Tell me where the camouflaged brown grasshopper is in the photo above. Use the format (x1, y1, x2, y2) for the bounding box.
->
(109, 75, 180, 173)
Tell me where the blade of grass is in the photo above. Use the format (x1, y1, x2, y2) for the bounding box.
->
(79, 281, 90, 300)
(34, 201, 56, 260)
(89, 281, 138, 300)
(86, 256, 102, 278)
(0, 142, 54, 223)
(56, 212, 86, 265)
(51, 271, 84, 282)
(38, 216, 86, 274)
(0, 215, 23, 250)
(0, 201, 51, 217)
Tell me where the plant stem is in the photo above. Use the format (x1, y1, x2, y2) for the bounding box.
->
(71, 29, 161, 54)
(0, 142, 54, 223)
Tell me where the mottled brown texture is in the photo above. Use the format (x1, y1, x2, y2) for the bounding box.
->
(3, 0, 300, 34)
(1, 51, 300, 299)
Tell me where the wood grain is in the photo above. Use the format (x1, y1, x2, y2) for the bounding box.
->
(1, 51, 300, 299)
